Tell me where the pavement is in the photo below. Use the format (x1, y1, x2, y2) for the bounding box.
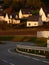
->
(0, 41, 49, 65)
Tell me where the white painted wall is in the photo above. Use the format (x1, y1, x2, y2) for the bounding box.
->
(27, 21, 39, 27)
(39, 8, 47, 22)
(13, 19, 20, 24)
(19, 9, 32, 18)
(23, 14, 32, 18)
(0, 16, 4, 21)
(9, 19, 20, 24)
(19, 10, 23, 18)
(46, 17, 49, 22)
(37, 31, 49, 38)
(4, 13, 9, 23)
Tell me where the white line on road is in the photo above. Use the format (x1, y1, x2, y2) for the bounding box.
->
(1, 59, 15, 65)
(8, 48, 49, 64)
(32, 58, 40, 61)
(23, 55, 31, 59)
(42, 61, 49, 64)
(8, 48, 13, 54)
(10, 63, 15, 65)
(32, 58, 49, 64)
(2, 59, 8, 63)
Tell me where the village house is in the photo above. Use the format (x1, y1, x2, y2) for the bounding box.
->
(39, 7, 49, 22)
(26, 15, 43, 27)
(19, 9, 32, 19)
(4, 13, 20, 24)
(0, 3, 49, 27)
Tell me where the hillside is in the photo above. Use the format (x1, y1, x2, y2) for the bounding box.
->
(1, 0, 49, 11)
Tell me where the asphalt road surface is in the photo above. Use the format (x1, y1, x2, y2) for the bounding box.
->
(0, 41, 49, 65)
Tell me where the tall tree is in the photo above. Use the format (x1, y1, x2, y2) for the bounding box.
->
(32, 0, 42, 9)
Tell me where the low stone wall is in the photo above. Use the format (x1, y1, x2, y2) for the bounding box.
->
(37, 31, 49, 38)
(16, 45, 49, 58)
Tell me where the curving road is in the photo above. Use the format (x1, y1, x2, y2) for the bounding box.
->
(0, 41, 49, 65)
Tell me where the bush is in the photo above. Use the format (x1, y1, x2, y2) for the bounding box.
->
(45, 51, 49, 59)
(29, 37, 47, 47)
(32, 11, 39, 15)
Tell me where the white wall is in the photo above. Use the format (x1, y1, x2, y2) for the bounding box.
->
(0, 16, 4, 21)
(9, 19, 20, 24)
(13, 19, 20, 24)
(37, 31, 49, 38)
(23, 14, 32, 18)
(19, 10, 23, 18)
(4, 13, 9, 23)
(39, 8, 47, 22)
(27, 21, 39, 27)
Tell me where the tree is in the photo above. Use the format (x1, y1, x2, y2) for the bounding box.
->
(3, 0, 12, 8)
(32, 0, 42, 9)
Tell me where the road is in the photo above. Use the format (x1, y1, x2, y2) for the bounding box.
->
(0, 41, 49, 65)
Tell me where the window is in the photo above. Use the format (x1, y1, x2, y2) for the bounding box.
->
(28, 23, 31, 26)
(34, 23, 36, 25)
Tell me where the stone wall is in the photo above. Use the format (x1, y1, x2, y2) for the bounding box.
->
(37, 31, 49, 38)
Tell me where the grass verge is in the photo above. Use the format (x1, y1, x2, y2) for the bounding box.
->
(29, 37, 47, 47)
(0, 36, 47, 47)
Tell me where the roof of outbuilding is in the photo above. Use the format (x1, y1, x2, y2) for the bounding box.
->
(40, 7, 49, 17)
(21, 9, 32, 14)
(4, 12, 18, 19)
(27, 15, 39, 21)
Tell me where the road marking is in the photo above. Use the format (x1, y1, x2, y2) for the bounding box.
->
(8, 48, 17, 55)
(32, 58, 40, 61)
(23, 55, 31, 59)
(10, 63, 14, 65)
(2, 59, 8, 63)
(42, 61, 49, 64)
(1, 59, 15, 65)
(8, 48, 12, 54)
(8, 48, 49, 64)
(18, 54, 22, 56)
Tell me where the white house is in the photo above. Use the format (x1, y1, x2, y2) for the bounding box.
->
(19, 9, 23, 19)
(39, 7, 49, 22)
(39, 8, 47, 22)
(19, 9, 32, 19)
(4, 13, 10, 23)
(10, 18, 20, 24)
(26, 15, 43, 27)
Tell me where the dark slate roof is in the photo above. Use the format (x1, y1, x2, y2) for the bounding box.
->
(0, 12, 5, 16)
(21, 9, 32, 14)
(27, 15, 39, 21)
(13, 18, 20, 20)
(5, 13, 18, 19)
(41, 7, 49, 17)
(10, 13, 16, 18)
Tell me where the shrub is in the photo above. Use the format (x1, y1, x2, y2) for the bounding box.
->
(45, 51, 49, 59)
